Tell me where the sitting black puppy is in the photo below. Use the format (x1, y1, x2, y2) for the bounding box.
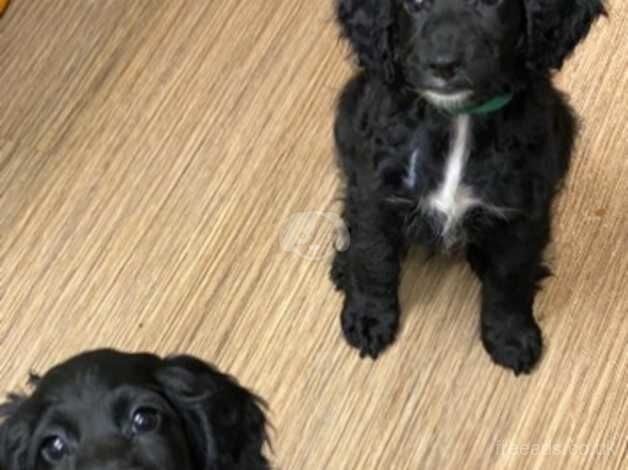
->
(332, 0, 605, 373)
(0, 349, 269, 470)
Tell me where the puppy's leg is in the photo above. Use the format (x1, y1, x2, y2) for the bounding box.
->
(330, 243, 348, 291)
(335, 195, 403, 359)
(468, 221, 549, 375)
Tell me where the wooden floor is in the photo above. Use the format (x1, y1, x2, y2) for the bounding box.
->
(1, 1, 627, 469)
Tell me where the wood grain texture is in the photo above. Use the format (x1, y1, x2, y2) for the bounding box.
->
(0, 1, 626, 469)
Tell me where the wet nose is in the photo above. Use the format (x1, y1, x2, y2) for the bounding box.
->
(424, 19, 464, 80)
(427, 53, 462, 80)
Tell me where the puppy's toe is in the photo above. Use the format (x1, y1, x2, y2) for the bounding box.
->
(341, 296, 399, 359)
(482, 315, 543, 375)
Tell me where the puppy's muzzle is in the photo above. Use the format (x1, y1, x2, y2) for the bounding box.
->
(76, 437, 141, 470)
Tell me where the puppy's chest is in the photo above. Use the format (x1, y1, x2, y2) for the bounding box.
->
(400, 115, 506, 248)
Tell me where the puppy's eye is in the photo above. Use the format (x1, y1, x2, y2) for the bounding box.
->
(40, 436, 69, 463)
(131, 407, 161, 434)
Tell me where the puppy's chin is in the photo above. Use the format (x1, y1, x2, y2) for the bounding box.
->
(420, 90, 473, 112)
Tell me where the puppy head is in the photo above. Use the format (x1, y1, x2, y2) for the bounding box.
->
(0, 350, 269, 470)
(337, 0, 605, 110)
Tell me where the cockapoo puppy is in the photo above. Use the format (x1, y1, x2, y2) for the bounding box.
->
(0, 349, 269, 469)
(332, 0, 605, 373)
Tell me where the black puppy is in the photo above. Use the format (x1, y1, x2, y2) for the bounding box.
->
(332, 0, 605, 373)
(0, 349, 269, 470)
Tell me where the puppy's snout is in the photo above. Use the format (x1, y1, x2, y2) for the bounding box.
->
(427, 53, 461, 80)
(423, 20, 465, 81)
(428, 23, 459, 50)
(78, 437, 134, 470)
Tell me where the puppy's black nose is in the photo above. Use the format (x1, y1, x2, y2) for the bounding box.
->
(428, 54, 461, 80)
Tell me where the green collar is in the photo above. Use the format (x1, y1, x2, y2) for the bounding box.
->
(455, 93, 514, 115)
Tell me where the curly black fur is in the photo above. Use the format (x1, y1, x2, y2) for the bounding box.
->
(333, 0, 605, 374)
(0, 349, 269, 470)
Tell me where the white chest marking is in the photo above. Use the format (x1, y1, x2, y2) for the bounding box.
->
(404, 149, 419, 190)
(427, 115, 481, 242)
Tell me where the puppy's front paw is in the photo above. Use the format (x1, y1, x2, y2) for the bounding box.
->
(341, 295, 399, 359)
(482, 314, 543, 375)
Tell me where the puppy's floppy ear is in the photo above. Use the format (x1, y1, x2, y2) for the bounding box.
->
(525, 0, 605, 72)
(0, 393, 32, 470)
(337, 0, 398, 83)
(156, 356, 269, 470)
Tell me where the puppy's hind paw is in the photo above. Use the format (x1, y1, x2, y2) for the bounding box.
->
(482, 315, 543, 375)
(341, 295, 399, 359)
